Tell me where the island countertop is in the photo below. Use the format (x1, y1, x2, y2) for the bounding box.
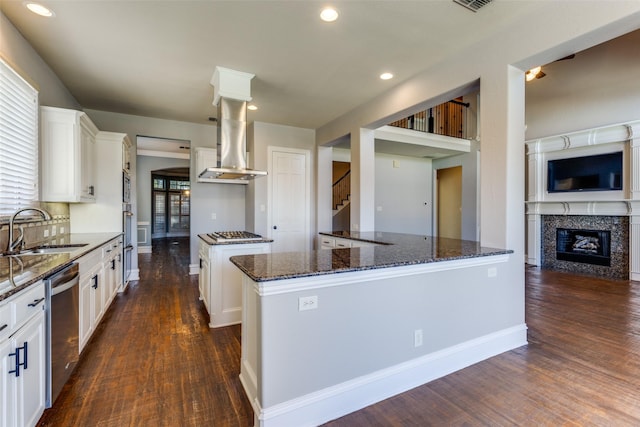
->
(229, 231, 513, 282)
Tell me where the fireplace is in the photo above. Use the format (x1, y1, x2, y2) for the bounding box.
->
(556, 228, 611, 266)
(540, 215, 628, 280)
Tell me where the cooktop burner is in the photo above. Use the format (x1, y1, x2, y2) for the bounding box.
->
(207, 231, 263, 242)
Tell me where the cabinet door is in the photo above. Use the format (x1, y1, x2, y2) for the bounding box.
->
(14, 312, 45, 427)
(91, 270, 105, 326)
(199, 258, 211, 312)
(79, 276, 93, 352)
(80, 124, 96, 202)
(0, 338, 16, 427)
(122, 137, 132, 174)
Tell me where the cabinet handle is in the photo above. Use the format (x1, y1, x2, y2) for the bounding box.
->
(273, 225, 278, 230)
(0, 324, 7, 332)
(8, 349, 20, 377)
(199, 258, 203, 269)
(111, 259, 116, 270)
(20, 341, 28, 370)
(88, 185, 95, 196)
(118, 254, 121, 262)
(92, 275, 99, 289)
(28, 297, 45, 307)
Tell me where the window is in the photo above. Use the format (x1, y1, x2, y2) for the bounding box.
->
(0, 59, 39, 216)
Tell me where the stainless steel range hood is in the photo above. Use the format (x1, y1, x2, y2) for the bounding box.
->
(199, 67, 267, 182)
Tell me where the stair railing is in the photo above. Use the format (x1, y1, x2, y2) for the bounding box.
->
(389, 99, 469, 139)
(332, 171, 350, 210)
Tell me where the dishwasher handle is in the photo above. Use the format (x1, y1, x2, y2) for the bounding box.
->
(52, 274, 79, 296)
(48, 263, 80, 296)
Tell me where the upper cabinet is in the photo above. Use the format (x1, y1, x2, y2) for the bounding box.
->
(40, 106, 99, 203)
(122, 136, 132, 174)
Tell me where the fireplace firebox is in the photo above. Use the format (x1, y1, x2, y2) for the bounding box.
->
(556, 228, 611, 266)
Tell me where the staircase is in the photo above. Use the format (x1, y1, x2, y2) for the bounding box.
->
(333, 170, 350, 214)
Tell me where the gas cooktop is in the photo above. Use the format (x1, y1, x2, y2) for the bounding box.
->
(207, 231, 263, 242)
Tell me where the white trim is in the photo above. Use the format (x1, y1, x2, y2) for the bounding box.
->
(138, 245, 152, 254)
(136, 149, 190, 159)
(254, 254, 509, 296)
(244, 324, 527, 427)
(128, 269, 140, 281)
(189, 263, 200, 275)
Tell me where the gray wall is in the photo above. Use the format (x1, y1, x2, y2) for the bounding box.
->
(525, 29, 640, 139)
(374, 153, 432, 235)
(432, 140, 480, 242)
(0, 12, 80, 111)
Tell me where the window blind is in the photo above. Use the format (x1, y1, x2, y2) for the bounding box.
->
(0, 59, 39, 216)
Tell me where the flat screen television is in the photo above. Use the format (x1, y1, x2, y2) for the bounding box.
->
(547, 151, 622, 193)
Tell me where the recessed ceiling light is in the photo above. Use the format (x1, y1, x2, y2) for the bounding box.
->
(320, 7, 338, 22)
(380, 72, 394, 80)
(24, 2, 55, 17)
(247, 104, 258, 111)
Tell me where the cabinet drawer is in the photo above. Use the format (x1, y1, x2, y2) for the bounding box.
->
(319, 237, 335, 248)
(12, 283, 45, 332)
(0, 300, 11, 341)
(334, 239, 352, 248)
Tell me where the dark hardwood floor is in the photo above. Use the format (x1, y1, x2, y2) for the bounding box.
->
(38, 240, 640, 426)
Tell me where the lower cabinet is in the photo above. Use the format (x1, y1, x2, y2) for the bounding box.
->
(199, 240, 270, 328)
(78, 237, 121, 353)
(319, 234, 380, 249)
(1, 284, 46, 427)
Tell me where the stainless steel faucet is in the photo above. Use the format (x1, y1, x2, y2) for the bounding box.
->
(6, 207, 51, 253)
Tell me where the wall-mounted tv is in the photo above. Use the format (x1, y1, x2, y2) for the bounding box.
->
(547, 151, 622, 193)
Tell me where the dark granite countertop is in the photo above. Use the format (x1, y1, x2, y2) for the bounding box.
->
(0, 232, 122, 303)
(198, 233, 273, 246)
(230, 231, 513, 282)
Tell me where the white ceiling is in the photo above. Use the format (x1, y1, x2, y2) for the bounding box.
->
(0, 0, 544, 130)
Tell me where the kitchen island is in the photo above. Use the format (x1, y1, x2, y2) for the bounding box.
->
(230, 232, 525, 427)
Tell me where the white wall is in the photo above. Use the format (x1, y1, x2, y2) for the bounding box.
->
(374, 153, 432, 235)
(525, 29, 640, 140)
(247, 121, 316, 240)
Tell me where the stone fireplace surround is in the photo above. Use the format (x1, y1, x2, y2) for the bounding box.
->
(526, 120, 640, 280)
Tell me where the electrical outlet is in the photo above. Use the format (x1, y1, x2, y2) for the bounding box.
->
(488, 267, 497, 278)
(414, 329, 423, 347)
(298, 295, 318, 311)
(211, 213, 217, 220)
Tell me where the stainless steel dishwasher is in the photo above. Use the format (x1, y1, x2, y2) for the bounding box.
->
(45, 262, 80, 407)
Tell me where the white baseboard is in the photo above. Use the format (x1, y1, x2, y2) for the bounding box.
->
(250, 324, 528, 427)
(138, 246, 152, 254)
(129, 269, 140, 281)
(189, 264, 200, 275)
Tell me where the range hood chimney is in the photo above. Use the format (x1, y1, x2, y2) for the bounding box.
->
(199, 66, 267, 182)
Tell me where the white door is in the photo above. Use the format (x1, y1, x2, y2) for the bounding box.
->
(269, 148, 310, 253)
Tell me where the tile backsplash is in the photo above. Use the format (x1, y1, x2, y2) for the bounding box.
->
(0, 203, 70, 251)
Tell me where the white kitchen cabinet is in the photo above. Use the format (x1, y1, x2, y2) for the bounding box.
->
(70, 132, 132, 234)
(78, 238, 120, 353)
(0, 282, 46, 427)
(198, 241, 211, 313)
(122, 137, 132, 174)
(40, 106, 99, 203)
(199, 239, 270, 328)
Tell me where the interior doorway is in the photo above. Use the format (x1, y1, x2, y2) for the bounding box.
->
(436, 166, 462, 239)
(151, 168, 190, 238)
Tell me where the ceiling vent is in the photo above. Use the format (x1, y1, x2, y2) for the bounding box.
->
(453, 0, 493, 12)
